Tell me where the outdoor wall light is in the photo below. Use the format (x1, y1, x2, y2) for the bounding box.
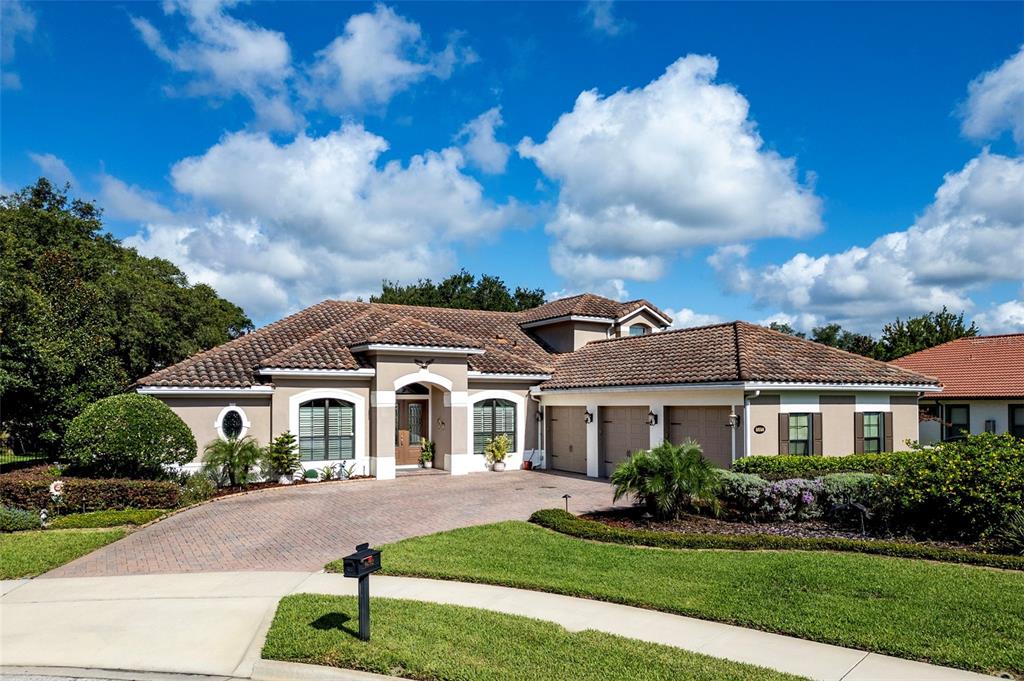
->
(535, 410, 544, 422)
(647, 410, 658, 426)
(584, 410, 594, 423)
(436, 417, 446, 431)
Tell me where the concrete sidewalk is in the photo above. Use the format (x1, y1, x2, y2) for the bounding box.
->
(0, 572, 997, 681)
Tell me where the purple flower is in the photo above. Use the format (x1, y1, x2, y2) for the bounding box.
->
(800, 490, 815, 505)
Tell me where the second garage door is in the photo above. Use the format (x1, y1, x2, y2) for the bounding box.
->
(665, 406, 733, 467)
(599, 406, 650, 477)
(547, 406, 588, 474)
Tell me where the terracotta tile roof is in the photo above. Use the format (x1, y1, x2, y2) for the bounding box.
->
(540, 321, 939, 390)
(518, 293, 671, 325)
(890, 334, 1024, 398)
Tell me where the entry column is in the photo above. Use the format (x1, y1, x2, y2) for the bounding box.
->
(370, 390, 396, 480)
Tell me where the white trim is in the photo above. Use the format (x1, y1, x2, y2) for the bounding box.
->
(372, 390, 396, 408)
(468, 371, 552, 381)
(257, 368, 375, 377)
(743, 381, 939, 393)
(288, 388, 367, 467)
(444, 391, 469, 407)
(537, 382, 745, 394)
(519, 315, 615, 329)
(616, 305, 672, 326)
(214, 405, 250, 440)
(138, 386, 274, 396)
(467, 390, 527, 469)
(394, 370, 454, 392)
(350, 343, 485, 355)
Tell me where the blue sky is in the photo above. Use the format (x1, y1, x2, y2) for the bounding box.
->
(2, 1, 1022, 333)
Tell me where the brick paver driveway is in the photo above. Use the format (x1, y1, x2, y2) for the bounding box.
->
(47, 470, 620, 577)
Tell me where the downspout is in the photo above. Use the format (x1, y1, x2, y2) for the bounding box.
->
(742, 389, 761, 461)
(529, 389, 543, 460)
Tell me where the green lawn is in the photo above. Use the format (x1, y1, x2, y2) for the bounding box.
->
(0, 529, 125, 578)
(263, 594, 805, 681)
(327, 521, 1024, 676)
(48, 508, 168, 529)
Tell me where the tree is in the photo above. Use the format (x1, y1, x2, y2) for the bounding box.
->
(877, 307, 978, 360)
(0, 179, 253, 455)
(767, 322, 806, 338)
(372, 269, 545, 311)
(810, 323, 880, 358)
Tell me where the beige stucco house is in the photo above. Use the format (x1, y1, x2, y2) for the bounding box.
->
(137, 293, 940, 479)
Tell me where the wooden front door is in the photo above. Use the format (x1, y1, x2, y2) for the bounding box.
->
(395, 400, 428, 465)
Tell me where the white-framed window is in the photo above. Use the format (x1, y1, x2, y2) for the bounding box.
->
(473, 398, 516, 455)
(298, 398, 355, 461)
(862, 412, 883, 453)
(629, 324, 649, 336)
(788, 413, 811, 455)
(215, 405, 250, 440)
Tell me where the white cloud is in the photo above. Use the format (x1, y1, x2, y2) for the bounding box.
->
(131, 0, 299, 130)
(974, 297, 1024, 334)
(99, 174, 177, 223)
(28, 153, 75, 186)
(519, 55, 822, 292)
(715, 151, 1024, 332)
(582, 0, 628, 36)
(457, 107, 511, 174)
(664, 307, 723, 329)
(1, 0, 36, 90)
(961, 45, 1024, 145)
(307, 4, 472, 111)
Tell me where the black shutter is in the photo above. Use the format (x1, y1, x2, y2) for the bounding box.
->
(883, 412, 894, 452)
(778, 413, 790, 455)
(854, 412, 864, 454)
(812, 413, 823, 455)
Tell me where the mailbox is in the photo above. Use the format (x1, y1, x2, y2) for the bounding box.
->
(342, 543, 382, 578)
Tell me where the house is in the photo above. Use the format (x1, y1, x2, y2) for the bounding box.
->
(136, 293, 940, 479)
(890, 334, 1024, 443)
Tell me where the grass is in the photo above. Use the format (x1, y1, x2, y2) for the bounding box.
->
(328, 521, 1024, 676)
(48, 508, 169, 529)
(0, 528, 125, 578)
(262, 594, 806, 681)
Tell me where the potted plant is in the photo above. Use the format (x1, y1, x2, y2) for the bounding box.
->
(484, 434, 511, 472)
(420, 439, 435, 468)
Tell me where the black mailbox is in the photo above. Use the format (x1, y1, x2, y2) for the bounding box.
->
(342, 543, 382, 578)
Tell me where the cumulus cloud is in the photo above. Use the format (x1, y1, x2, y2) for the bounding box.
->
(99, 174, 177, 223)
(457, 107, 511, 174)
(714, 151, 1024, 332)
(960, 45, 1024, 145)
(124, 124, 522, 319)
(28, 153, 75, 186)
(131, 0, 299, 130)
(519, 55, 822, 292)
(664, 307, 723, 329)
(1, 0, 36, 90)
(582, 0, 628, 36)
(974, 297, 1024, 334)
(307, 4, 473, 111)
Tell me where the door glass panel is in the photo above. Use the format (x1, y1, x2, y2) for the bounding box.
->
(409, 403, 422, 444)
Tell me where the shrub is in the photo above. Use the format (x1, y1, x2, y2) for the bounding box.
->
(888, 433, 1024, 540)
(0, 506, 42, 532)
(262, 432, 301, 479)
(0, 476, 179, 511)
(179, 472, 217, 506)
(62, 394, 196, 479)
(759, 478, 824, 520)
(611, 440, 721, 519)
(991, 511, 1024, 556)
(733, 452, 909, 479)
(202, 436, 263, 487)
(715, 470, 769, 515)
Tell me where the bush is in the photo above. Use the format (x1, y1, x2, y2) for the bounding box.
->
(888, 433, 1024, 540)
(262, 432, 300, 479)
(733, 452, 909, 479)
(611, 440, 721, 519)
(529, 509, 1024, 571)
(0, 475, 180, 511)
(202, 436, 262, 487)
(62, 394, 196, 479)
(715, 470, 769, 514)
(179, 471, 217, 506)
(991, 511, 1024, 556)
(0, 506, 42, 532)
(484, 433, 511, 464)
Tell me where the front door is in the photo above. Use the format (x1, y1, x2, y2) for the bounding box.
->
(396, 400, 428, 465)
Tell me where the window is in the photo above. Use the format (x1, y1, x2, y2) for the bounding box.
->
(862, 412, 884, 453)
(629, 324, 649, 336)
(944, 405, 970, 441)
(473, 399, 516, 455)
(222, 410, 244, 439)
(298, 398, 355, 461)
(788, 413, 811, 455)
(1010, 405, 1024, 438)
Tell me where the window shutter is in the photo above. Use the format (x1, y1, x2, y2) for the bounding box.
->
(883, 412, 894, 452)
(812, 413, 823, 455)
(778, 413, 789, 455)
(853, 413, 864, 454)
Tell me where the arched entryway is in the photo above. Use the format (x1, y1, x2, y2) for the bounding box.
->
(395, 383, 430, 466)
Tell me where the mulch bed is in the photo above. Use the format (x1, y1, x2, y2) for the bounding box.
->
(211, 475, 375, 498)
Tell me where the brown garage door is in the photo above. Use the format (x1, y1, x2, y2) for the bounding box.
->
(665, 406, 732, 467)
(599, 406, 649, 477)
(547, 407, 588, 474)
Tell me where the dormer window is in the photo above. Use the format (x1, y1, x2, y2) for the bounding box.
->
(629, 324, 649, 336)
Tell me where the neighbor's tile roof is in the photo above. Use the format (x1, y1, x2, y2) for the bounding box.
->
(518, 293, 671, 325)
(540, 321, 940, 390)
(890, 334, 1024, 398)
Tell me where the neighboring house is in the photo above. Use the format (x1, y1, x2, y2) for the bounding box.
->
(890, 334, 1024, 444)
(137, 293, 939, 479)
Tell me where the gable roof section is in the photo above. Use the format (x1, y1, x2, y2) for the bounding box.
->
(540, 321, 940, 390)
(518, 293, 671, 325)
(890, 334, 1024, 398)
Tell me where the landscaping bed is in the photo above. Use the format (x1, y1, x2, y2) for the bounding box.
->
(262, 594, 805, 681)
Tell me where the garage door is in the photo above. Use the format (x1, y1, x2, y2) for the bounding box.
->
(547, 407, 588, 474)
(599, 406, 649, 477)
(665, 406, 732, 468)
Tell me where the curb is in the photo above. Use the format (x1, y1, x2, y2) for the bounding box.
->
(252, 660, 404, 681)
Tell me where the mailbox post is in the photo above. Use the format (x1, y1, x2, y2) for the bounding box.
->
(341, 543, 382, 641)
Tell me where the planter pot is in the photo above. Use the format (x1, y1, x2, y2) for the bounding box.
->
(492, 461, 506, 472)
(521, 461, 533, 470)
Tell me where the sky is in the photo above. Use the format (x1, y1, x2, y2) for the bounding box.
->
(2, 0, 1023, 334)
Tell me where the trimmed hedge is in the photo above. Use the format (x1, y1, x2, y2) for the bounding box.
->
(732, 452, 909, 479)
(0, 476, 179, 512)
(529, 509, 1024, 571)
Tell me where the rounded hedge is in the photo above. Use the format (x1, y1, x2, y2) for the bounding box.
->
(62, 393, 197, 479)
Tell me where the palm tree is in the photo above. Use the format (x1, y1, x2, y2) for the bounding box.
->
(203, 436, 263, 487)
(610, 440, 721, 519)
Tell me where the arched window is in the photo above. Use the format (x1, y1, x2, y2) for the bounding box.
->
(629, 324, 649, 336)
(298, 398, 355, 461)
(473, 399, 516, 455)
